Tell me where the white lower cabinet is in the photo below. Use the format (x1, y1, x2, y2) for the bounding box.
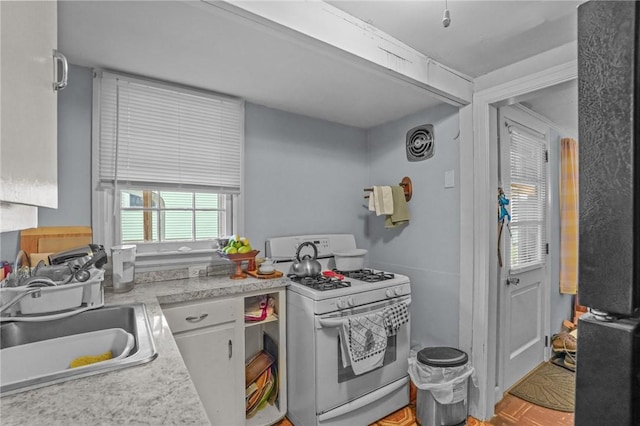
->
(174, 325, 240, 424)
(163, 297, 243, 425)
(162, 287, 286, 426)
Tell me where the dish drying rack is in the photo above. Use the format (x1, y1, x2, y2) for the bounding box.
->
(0, 269, 105, 322)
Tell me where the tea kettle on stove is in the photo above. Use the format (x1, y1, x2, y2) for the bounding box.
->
(291, 242, 321, 277)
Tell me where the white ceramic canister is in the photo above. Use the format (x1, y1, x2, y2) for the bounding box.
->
(332, 248, 367, 271)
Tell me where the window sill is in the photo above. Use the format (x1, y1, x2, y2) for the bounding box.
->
(134, 248, 226, 273)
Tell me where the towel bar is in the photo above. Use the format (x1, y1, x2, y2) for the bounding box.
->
(364, 176, 412, 202)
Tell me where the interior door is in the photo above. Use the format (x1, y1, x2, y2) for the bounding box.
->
(498, 106, 549, 392)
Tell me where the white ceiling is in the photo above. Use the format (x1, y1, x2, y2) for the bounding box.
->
(328, 1, 581, 79)
(59, 0, 581, 130)
(521, 79, 578, 137)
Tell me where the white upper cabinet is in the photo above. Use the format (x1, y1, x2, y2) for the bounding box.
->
(1, 0, 64, 231)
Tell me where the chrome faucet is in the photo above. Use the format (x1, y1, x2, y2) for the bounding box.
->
(0, 288, 42, 315)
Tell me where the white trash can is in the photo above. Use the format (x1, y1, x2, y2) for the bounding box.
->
(409, 347, 473, 426)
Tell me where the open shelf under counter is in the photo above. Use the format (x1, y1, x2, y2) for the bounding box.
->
(243, 288, 287, 426)
(245, 313, 279, 328)
(246, 402, 286, 426)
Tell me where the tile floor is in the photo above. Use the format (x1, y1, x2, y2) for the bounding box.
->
(276, 382, 574, 426)
(490, 393, 574, 426)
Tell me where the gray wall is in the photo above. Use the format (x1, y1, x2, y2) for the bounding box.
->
(0, 62, 472, 355)
(38, 65, 93, 227)
(0, 65, 93, 261)
(0, 64, 469, 354)
(0, 231, 19, 261)
(244, 103, 368, 254)
(1, 67, 369, 262)
(366, 104, 461, 349)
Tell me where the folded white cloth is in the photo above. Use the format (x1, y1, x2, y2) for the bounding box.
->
(340, 311, 387, 375)
(368, 186, 394, 216)
(383, 302, 409, 336)
(368, 189, 376, 212)
(378, 186, 394, 216)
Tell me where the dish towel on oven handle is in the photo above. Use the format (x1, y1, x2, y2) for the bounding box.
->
(339, 311, 388, 375)
(383, 301, 409, 336)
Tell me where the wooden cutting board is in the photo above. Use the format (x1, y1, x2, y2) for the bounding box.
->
(245, 270, 283, 279)
(20, 226, 93, 255)
(245, 351, 274, 387)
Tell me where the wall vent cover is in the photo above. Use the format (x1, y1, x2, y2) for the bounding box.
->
(406, 124, 434, 162)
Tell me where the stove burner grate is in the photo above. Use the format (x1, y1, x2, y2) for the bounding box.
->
(333, 268, 395, 282)
(287, 274, 351, 291)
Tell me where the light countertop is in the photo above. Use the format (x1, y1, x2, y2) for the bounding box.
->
(0, 274, 289, 426)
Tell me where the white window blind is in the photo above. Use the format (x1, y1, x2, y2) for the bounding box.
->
(508, 126, 547, 270)
(97, 71, 243, 192)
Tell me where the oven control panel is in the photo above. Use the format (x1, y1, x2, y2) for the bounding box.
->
(385, 287, 405, 298)
(337, 297, 356, 309)
(316, 283, 410, 314)
(295, 237, 331, 257)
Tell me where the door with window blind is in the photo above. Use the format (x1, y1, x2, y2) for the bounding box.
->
(498, 106, 549, 393)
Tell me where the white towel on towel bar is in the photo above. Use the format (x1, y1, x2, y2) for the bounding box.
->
(339, 311, 387, 375)
(368, 189, 376, 212)
(368, 186, 394, 216)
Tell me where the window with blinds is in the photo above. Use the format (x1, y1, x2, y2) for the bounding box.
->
(508, 126, 547, 270)
(94, 71, 243, 245)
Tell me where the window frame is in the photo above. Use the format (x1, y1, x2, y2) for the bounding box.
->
(118, 187, 233, 246)
(91, 70, 244, 267)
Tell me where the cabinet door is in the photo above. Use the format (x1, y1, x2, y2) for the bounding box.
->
(0, 1, 58, 211)
(174, 324, 242, 425)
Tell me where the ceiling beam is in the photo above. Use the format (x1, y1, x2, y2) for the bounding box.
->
(201, 0, 473, 106)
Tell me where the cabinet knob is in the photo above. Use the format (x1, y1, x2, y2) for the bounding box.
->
(185, 313, 208, 323)
(228, 339, 233, 359)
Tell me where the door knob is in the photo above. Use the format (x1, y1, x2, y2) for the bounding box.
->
(506, 276, 520, 286)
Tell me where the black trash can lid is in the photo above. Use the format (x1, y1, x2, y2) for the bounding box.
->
(417, 347, 468, 367)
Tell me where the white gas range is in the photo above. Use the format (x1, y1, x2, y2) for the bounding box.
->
(266, 234, 411, 426)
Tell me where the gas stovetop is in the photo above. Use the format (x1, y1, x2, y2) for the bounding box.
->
(286, 269, 395, 291)
(333, 268, 395, 282)
(287, 274, 351, 291)
(266, 234, 410, 304)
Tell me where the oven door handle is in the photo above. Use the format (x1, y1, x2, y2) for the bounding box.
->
(317, 297, 411, 329)
(317, 376, 410, 422)
(317, 317, 347, 328)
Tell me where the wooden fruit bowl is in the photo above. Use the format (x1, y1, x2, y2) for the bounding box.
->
(218, 250, 260, 279)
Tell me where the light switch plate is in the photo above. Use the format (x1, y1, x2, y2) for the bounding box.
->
(445, 170, 455, 188)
